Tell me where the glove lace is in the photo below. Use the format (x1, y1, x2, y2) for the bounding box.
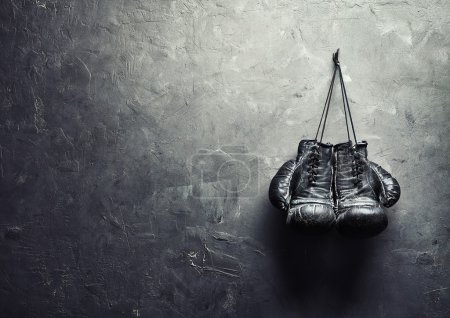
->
(308, 144, 320, 184)
(351, 150, 364, 185)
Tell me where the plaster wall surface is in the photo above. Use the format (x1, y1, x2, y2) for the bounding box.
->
(0, 1, 449, 317)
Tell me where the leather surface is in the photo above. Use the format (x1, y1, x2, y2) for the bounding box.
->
(336, 206, 388, 237)
(369, 161, 401, 208)
(286, 204, 336, 233)
(269, 140, 335, 231)
(268, 160, 297, 212)
(334, 141, 401, 237)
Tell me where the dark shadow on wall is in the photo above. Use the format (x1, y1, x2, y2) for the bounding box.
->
(259, 200, 376, 318)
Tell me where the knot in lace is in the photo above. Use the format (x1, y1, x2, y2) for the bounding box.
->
(351, 151, 364, 185)
(307, 144, 320, 184)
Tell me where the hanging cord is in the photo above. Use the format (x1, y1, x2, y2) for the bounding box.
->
(335, 52, 351, 143)
(314, 62, 338, 142)
(314, 49, 358, 145)
(337, 61, 358, 145)
(309, 57, 338, 184)
(334, 51, 363, 184)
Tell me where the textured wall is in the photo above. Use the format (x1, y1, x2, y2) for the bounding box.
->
(0, 0, 449, 317)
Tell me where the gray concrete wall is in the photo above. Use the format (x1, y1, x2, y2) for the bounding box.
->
(0, 0, 449, 317)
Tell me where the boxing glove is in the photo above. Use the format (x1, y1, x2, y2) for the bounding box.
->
(334, 141, 401, 237)
(269, 140, 335, 233)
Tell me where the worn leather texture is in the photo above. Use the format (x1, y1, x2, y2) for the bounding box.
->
(269, 140, 335, 232)
(334, 141, 401, 237)
(269, 140, 400, 237)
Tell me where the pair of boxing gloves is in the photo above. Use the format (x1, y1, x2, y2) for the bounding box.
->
(269, 139, 401, 237)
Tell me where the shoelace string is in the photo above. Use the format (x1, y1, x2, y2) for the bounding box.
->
(308, 145, 320, 184)
(313, 49, 362, 185)
(351, 151, 364, 184)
